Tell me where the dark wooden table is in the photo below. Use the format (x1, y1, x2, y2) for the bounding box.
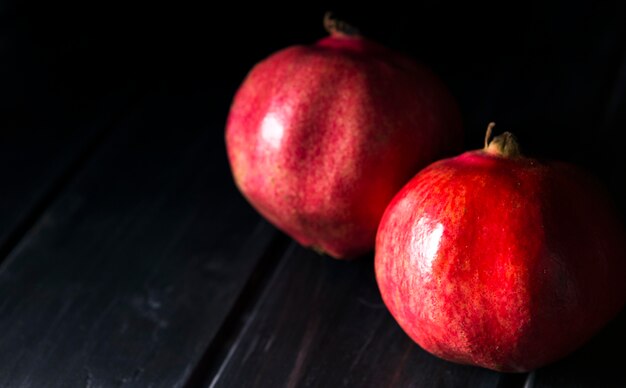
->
(2, 3, 626, 387)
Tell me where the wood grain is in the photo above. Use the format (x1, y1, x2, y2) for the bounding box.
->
(0, 94, 284, 387)
(206, 243, 525, 388)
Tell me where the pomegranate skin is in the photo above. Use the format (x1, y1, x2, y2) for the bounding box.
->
(375, 149, 626, 372)
(226, 33, 462, 259)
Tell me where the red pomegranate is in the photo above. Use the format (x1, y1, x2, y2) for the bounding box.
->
(225, 14, 462, 258)
(375, 123, 626, 372)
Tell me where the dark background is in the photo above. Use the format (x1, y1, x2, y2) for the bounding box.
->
(1, 2, 626, 386)
(3, 2, 625, 210)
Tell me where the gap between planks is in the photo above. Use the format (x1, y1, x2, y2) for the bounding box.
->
(183, 227, 292, 388)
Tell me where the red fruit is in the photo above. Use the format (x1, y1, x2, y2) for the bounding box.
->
(225, 14, 462, 258)
(375, 123, 626, 372)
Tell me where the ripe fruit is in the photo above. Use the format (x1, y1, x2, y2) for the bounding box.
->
(375, 123, 626, 372)
(225, 14, 462, 258)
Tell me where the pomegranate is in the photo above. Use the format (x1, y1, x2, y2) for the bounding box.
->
(375, 123, 626, 371)
(225, 14, 462, 258)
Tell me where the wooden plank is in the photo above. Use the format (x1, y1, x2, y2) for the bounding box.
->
(0, 94, 287, 387)
(205, 244, 525, 388)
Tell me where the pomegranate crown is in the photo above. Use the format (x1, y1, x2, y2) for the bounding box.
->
(484, 122, 521, 158)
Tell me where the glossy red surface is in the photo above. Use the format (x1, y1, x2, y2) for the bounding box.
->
(226, 33, 462, 258)
(375, 150, 626, 372)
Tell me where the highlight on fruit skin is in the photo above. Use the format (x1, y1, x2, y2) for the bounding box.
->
(375, 123, 626, 371)
(225, 13, 463, 259)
